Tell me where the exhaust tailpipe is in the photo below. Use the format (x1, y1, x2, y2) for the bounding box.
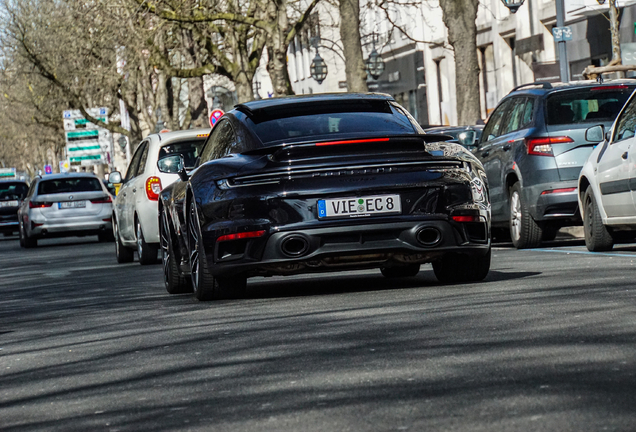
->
(416, 227, 442, 247)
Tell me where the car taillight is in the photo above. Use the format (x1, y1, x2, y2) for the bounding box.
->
(315, 138, 390, 147)
(541, 187, 577, 195)
(526, 136, 573, 156)
(145, 177, 162, 201)
(452, 215, 481, 223)
(216, 230, 266, 242)
(29, 201, 52, 208)
(90, 196, 112, 204)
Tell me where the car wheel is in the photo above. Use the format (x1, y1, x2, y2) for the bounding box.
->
(114, 218, 134, 263)
(584, 186, 614, 252)
(136, 219, 159, 265)
(432, 249, 491, 283)
(188, 201, 246, 300)
(380, 264, 420, 278)
(19, 221, 37, 248)
(509, 182, 543, 249)
(160, 209, 192, 294)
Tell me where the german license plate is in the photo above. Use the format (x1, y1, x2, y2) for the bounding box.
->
(0, 200, 18, 207)
(318, 194, 401, 219)
(59, 201, 86, 209)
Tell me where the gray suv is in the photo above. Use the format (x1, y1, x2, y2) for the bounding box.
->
(475, 80, 635, 248)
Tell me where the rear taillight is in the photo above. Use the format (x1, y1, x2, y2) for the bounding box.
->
(452, 215, 481, 223)
(145, 177, 162, 201)
(315, 138, 391, 147)
(541, 187, 577, 195)
(526, 136, 573, 156)
(29, 201, 52, 208)
(90, 196, 112, 204)
(217, 230, 266, 242)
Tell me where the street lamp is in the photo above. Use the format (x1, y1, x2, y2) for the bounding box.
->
(500, 0, 525, 13)
(310, 37, 328, 84)
(365, 33, 385, 80)
(596, 0, 606, 3)
(253, 80, 261, 100)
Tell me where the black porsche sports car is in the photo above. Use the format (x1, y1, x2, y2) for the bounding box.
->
(158, 93, 491, 300)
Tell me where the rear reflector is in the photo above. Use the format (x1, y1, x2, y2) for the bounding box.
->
(315, 138, 391, 147)
(541, 187, 577, 195)
(146, 177, 162, 201)
(90, 196, 113, 204)
(452, 215, 481, 223)
(526, 136, 573, 156)
(217, 230, 266, 242)
(29, 201, 53, 208)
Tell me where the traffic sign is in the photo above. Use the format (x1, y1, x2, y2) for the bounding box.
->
(0, 167, 16, 178)
(62, 107, 112, 166)
(552, 26, 572, 42)
(44, 164, 53, 174)
(209, 109, 224, 128)
(59, 160, 70, 173)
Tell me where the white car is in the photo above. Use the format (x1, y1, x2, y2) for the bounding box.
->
(18, 173, 114, 248)
(109, 129, 209, 264)
(578, 88, 636, 251)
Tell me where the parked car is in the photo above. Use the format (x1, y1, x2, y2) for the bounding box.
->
(18, 173, 114, 248)
(474, 80, 635, 248)
(578, 87, 636, 251)
(108, 129, 209, 265)
(0, 180, 29, 236)
(158, 93, 491, 301)
(423, 125, 484, 149)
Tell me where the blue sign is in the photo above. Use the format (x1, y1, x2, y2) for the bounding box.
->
(44, 164, 53, 174)
(552, 26, 572, 42)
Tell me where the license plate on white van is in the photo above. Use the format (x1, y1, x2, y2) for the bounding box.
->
(59, 201, 86, 209)
(318, 194, 401, 219)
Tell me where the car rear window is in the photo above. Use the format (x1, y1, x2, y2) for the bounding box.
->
(546, 87, 633, 125)
(38, 178, 103, 195)
(246, 101, 416, 145)
(0, 182, 28, 200)
(158, 139, 206, 169)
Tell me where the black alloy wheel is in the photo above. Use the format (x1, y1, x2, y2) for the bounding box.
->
(136, 219, 159, 265)
(114, 218, 134, 263)
(583, 186, 614, 252)
(160, 209, 192, 294)
(380, 264, 421, 278)
(432, 248, 491, 284)
(188, 200, 246, 301)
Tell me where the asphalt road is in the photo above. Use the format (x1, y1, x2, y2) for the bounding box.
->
(2, 232, 636, 432)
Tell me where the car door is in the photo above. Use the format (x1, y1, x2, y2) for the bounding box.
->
(477, 98, 514, 222)
(118, 141, 147, 240)
(598, 97, 636, 219)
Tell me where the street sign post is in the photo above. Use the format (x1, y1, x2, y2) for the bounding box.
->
(62, 108, 113, 167)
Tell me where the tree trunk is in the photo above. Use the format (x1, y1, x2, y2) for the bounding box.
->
(267, 0, 294, 96)
(609, 0, 622, 64)
(183, 30, 209, 127)
(339, 0, 368, 92)
(439, 0, 481, 125)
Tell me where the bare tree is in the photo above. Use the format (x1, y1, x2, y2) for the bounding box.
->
(339, 0, 368, 92)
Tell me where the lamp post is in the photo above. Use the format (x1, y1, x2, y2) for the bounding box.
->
(365, 34, 385, 80)
(253, 81, 261, 100)
(310, 37, 328, 84)
(501, 0, 569, 82)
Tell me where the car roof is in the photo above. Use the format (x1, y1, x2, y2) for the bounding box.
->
(36, 172, 100, 181)
(508, 79, 636, 97)
(145, 128, 211, 145)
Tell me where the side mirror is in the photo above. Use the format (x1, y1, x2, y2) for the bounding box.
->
(157, 154, 189, 181)
(585, 125, 605, 142)
(457, 130, 477, 148)
(108, 171, 122, 184)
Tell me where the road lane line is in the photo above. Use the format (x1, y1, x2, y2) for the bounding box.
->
(528, 248, 636, 258)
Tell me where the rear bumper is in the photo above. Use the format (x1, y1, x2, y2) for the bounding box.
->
(203, 218, 490, 278)
(524, 180, 581, 223)
(0, 220, 19, 233)
(29, 217, 112, 237)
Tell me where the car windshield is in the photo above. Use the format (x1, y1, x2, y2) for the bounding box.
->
(0, 182, 28, 200)
(546, 87, 633, 125)
(246, 101, 416, 145)
(38, 177, 103, 195)
(158, 139, 206, 169)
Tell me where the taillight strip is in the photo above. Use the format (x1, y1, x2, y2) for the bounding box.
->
(217, 230, 266, 242)
(315, 138, 391, 147)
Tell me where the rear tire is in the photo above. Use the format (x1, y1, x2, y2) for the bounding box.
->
(583, 186, 614, 252)
(136, 219, 159, 265)
(114, 218, 134, 263)
(188, 201, 246, 300)
(433, 248, 491, 284)
(380, 264, 420, 278)
(20, 222, 37, 249)
(509, 182, 543, 249)
(160, 209, 192, 294)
